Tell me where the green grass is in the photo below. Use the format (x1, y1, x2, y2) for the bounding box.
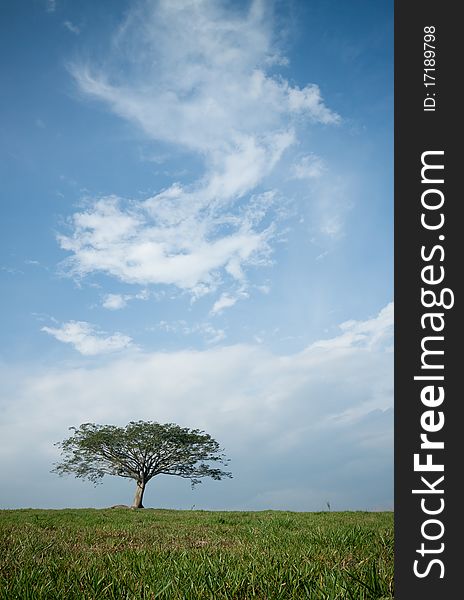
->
(0, 508, 393, 599)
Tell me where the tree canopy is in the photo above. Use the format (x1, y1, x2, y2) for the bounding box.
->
(52, 421, 232, 508)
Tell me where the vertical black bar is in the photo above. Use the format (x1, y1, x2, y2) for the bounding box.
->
(395, 1, 460, 597)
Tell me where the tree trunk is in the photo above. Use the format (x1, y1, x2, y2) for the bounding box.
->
(132, 480, 146, 509)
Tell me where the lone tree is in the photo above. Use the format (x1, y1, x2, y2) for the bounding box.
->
(52, 421, 232, 508)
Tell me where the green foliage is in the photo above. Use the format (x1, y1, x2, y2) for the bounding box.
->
(52, 421, 232, 487)
(0, 509, 394, 599)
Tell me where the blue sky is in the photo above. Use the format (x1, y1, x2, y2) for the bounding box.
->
(0, 0, 393, 510)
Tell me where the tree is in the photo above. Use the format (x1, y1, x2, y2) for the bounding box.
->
(52, 421, 232, 508)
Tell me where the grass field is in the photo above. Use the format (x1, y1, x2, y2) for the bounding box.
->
(0, 508, 393, 599)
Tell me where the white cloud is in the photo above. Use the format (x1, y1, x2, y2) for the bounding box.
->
(71, 2, 339, 154)
(336, 303, 394, 349)
(102, 293, 127, 310)
(2, 304, 393, 509)
(58, 195, 272, 295)
(210, 289, 249, 315)
(60, 1, 340, 299)
(41, 321, 133, 355)
(102, 290, 149, 310)
(211, 294, 238, 315)
(292, 154, 326, 180)
(200, 324, 226, 345)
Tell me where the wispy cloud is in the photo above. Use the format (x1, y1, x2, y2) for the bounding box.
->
(71, 2, 339, 153)
(156, 319, 226, 345)
(58, 194, 272, 297)
(46, 0, 56, 13)
(102, 294, 127, 310)
(41, 321, 134, 355)
(292, 154, 326, 180)
(101, 290, 149, 310)
(60, 1, 340, 300)
(1, 265, 24, 275)
(307, 174, 356, 241)
(312, 303, 393, 351)
(211, 294, 238, 315)
(210, 290, 249, 315)
(63, 20, 80, 35)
